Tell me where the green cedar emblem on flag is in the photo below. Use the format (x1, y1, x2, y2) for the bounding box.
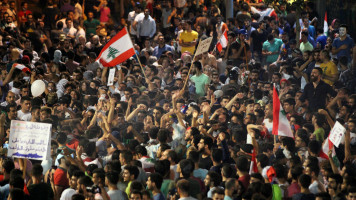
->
(107, 47, 120, 60)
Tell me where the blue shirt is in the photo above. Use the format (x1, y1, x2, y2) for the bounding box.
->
(308, 35, 317, 48)
(153, 193, 165, 200)
(332, 35, 355, 63)
(316, 35, 327, 49)
(153, 44, 174, 58)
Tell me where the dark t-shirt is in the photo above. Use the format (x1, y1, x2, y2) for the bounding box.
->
(292, 193, 315, 200)
(0, 179, 9, 187)
(250, 29, 268, 52)
(28, 182, 54, 200)
(199, 155, 213, 170)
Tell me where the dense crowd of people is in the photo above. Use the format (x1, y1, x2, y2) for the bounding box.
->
(0, 0, 355, 200)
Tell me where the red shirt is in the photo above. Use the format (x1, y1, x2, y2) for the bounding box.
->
(54, 167, 69, 187)
(238, 174, 250, 191)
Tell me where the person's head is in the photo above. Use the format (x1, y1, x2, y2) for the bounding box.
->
(328, 173, 343, 193)
(92, 168, 105, 185)
(212, 187, 225, 200)
(298, 174, 311, 189)
(272, 72, 281, 84)
(6, 102, 17, 120)
(198, 136, 213, 154)
(69, 170, 85, 189)
(2, 158, 14, 175)
(105, 170, 119, 186)
(305, 163, 320, 179)
(283, 98, 295, 114)
(178, 159, 194, 179)
(120, 150, 133, 166)
(347, 187, 356, 200)
(177, 179, 190, 197)
(123, 165, 139, 182)
(146, 173, 163, 191)
(301, 31, 309, 42)
(310, 67, 323, 83)
(20, 96, 31, 112)
(130, 190, 143, 200)
(290, 165, 304, 181)
(6, 91, 15, 104)
(204, 171, 222, 188)
(339, 24, 348, 37)
(77, 176, 93, 194)
(31, 164, 43, 181)
(236, 156, 249, 173)
(295, 129, 309, 148)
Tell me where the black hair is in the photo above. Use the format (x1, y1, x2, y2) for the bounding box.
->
(207, 171, 222, 187)
(149, 173, 163, 189)
(31, 164, 43, 177)
(124, 165, 140, 180)
(105, 170, 119, 185)
(179, 159, 194, 179)
(298, 174, 311, 188)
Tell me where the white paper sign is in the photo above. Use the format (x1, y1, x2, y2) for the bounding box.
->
(329, 121, 346, 148)
(8, 120, 52, 160)
(107, 68, 116, 86)
(195, 37, 213, 56)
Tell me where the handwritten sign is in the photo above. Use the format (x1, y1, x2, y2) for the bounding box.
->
(8, 120, 52, 160)
(195, 37, 213, 56)
(329, 121, 346, 148)
(107, 68, 116, 86)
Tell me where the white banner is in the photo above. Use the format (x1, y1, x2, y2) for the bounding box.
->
(8, 120, 52, 160)
(329, 121, 346, 148)
(107, 68, 116, 86)
(195, 37, 213, 56)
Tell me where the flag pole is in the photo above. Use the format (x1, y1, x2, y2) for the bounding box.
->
(126, 27, 148, 80)
(182, 40, 201, 91)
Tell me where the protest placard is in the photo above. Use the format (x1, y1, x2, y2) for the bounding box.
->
(107, 67, 116, 86)
(8, 120, 52, 160)
(195, 37, 213, 56)
(329, 121, 346, 148)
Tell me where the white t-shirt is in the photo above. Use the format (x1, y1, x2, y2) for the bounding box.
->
(17, 110, 32, 121)
(60, 188, 77, 200)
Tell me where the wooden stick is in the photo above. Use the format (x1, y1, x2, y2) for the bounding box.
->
(182, 39, 201, 90)
(126, 27, 148, 80)
(182, 54, 196, 90)
(23, 158, 27, 179)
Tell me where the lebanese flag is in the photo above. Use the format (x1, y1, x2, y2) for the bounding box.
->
(13, 63, 30, 73)
(249, 149, 258, 174)
(272, 87, 294, 138)
(319, 134, 334, 160)
(323, 12, 328, 36)
(216, 30, 228, 52)
(96, 27, 135, 67)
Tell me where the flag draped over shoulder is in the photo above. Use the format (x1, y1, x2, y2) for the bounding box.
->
(272, 87, 294, 138)
(216, 30, 228, 52)
(96, 28, 135, 67)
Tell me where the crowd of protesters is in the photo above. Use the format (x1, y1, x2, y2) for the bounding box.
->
(0, 0, 355, 200)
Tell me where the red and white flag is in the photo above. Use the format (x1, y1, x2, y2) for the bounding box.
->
(96, 28, 135, 67)
(272, 87, 294, 138)
(323, 12, 328, 36)
(249, 149, 258, 174)
(13, 63, 30, 73)
(319, 134, 334, 160)
(216, 30, 228, 52)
